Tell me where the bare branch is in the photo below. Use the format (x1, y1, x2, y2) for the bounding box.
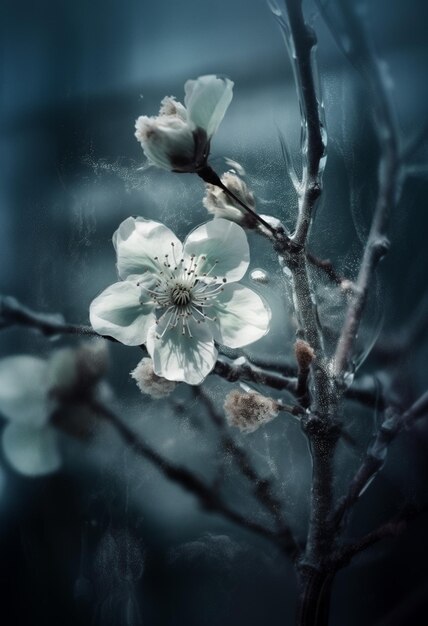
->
(195, 388, 301, 557)
(318, 0, 402, 379)
(306, 253, 346, 286)
(332, 390, 428, 529)
(0, 295, 112, 341)
(372, 292, 428, 363)
(334, 504, 428, 569)
(213, 355, 297, 394)
(90, 398, 299, 558)
(272, 0, 327, 247)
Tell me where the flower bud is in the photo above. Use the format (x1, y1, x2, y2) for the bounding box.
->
(135, 75, 233, 173)
(203, 172, 257, 228)
(48, 339, 109, 398)
(224, 389, 278, 433)
(131, 358, 176, 399)
(294, 339, 315, 371)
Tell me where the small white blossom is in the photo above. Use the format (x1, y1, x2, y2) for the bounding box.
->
(131, 358, 176, 399)
(224, 389, 278, 433)
(90, 217, 271, 385)
(0, 342, 109, 476)
(203, 171, 257, 227)
(135, 75, 233, 172)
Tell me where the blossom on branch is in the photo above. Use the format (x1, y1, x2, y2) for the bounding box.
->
(203, 171, 258, 228)
(0, 341, 108, 476)
(135, 74, 233, 172)
(90, 218, 271, 385)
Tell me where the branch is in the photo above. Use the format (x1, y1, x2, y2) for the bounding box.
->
(213, 355, 297, 394)
(0, 295, 112, 341)
(278, 0, 327, 247)
(271, 1, 330, 415)
(372, 292, 428, 364)
(332, 390, 428, 529)
(0, 293, 388, 415)
(318, 1, 402, 379)
(90, 399, 299, 558)
(334, 504, 428, 569)
(306, 252, 346, 286)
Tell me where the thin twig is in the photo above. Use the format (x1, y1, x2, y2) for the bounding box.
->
(332, 390, 428, 529)
(195, 388, 301, 558)
(90, 398, 299, 557)
(319, 0, 402, 379)
(213, 355, 297, 393)
(306, 253, 345, 286)
(197, 165, 281, 237)
(272, 0, 331, 416)
(334, 504, 428, 569)
(283, 0, 327, 248)
(0, 295, 113, 340)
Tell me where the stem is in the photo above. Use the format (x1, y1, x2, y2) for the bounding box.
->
(296, 567, 334, 626)
(283, 0, 326, 247)
(322, 0, 402, 379)
(305, 433, 337, 565)
(90, 399, 290, 551)
(197, 164, 280, 237)
(288, 254, 331, 414)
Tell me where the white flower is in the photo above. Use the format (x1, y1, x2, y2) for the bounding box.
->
(0, 355, 61, 476)
(203, 171, 257, 227)
(0, 342, 109, 476)
(135, 75, 234, 172)
(90, 217, 271, 385)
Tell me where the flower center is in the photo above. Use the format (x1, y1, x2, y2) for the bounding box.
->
(170, 284, 192, 306)
(138, 242, 227, 338)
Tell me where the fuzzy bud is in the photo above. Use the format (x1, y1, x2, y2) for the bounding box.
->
(76, 339, 109, 383)
(131, 358, 176, 399)
(48, 339, 109, 399)
(224, 390, 278, 433)
(203, 171, 258, 228)
(294, 339, 315, 371)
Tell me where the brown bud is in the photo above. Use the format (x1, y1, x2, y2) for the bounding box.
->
(294, 339, 315, 371)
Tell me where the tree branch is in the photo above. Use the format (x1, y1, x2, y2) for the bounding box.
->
(334, 504, 428, 569)
(318, 0, 402, 379)
(90, 398, 299, 558)
(0, 295, 112, 341)
(279, 0, 327, 247)
(195, 387, 301, 558)
(332, 390, 428, 529)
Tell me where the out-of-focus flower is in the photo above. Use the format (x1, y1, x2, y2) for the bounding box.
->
(131, 358, 176, 399)
(0, 340, 109, 476)
(203, 171, 258, 228)
(135, 75, 233, 172)
(90, 217, 271, 385)
(224, 389, 278, 433)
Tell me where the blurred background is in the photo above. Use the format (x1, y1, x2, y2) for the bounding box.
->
(1, 0, 428, 624)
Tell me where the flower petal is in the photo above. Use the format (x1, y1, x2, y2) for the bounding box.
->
(2, 423, 61, 476)
(135, 115, 195, 170)
(114, 217, 183, 280)
(0, 356, 51, 426)
(90, 281, 155, 346)
(183, 219, 249, 282)
(184, 75, 234, 137)
(146, 320, 218, 385)
(212, 284, 271, 348)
